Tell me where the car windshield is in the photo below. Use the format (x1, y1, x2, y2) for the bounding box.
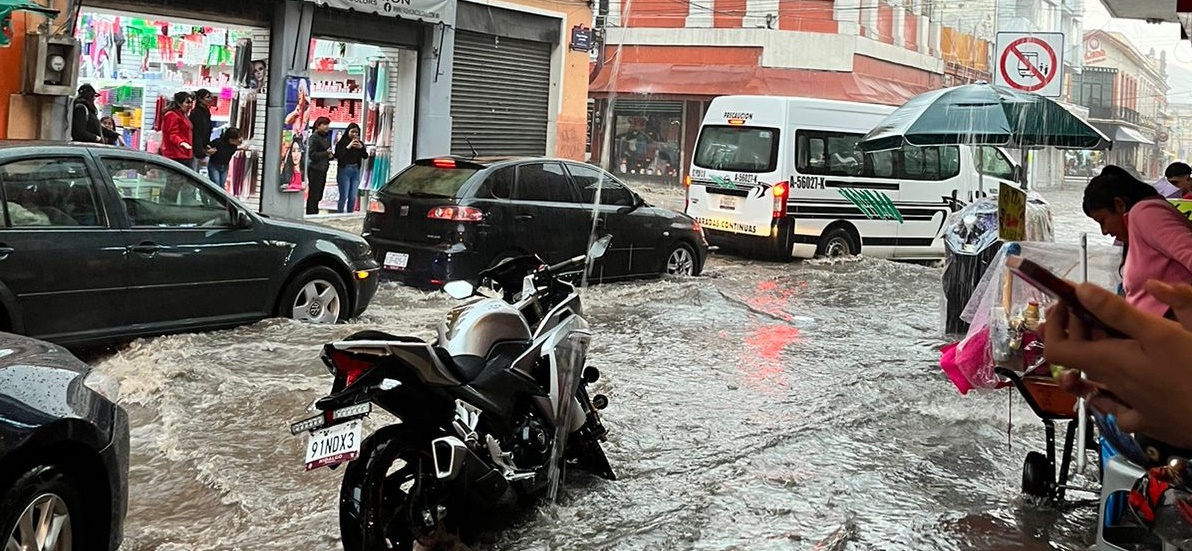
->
(380, 164, 479, 197)
(693, 126, 779, 173)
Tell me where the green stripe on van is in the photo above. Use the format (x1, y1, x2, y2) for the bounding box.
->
(837, 188, 904, 223)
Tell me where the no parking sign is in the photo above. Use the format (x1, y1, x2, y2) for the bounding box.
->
(994, 32, 1065, 97)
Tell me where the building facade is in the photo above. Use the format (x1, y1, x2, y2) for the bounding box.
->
(1, 0, 592, 218)
(1071, 30, 1169, 176)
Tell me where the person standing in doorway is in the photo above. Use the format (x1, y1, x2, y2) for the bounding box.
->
(71, 84, 105, 144)
(160, 91, 196, 167)
(190, 89, 214, 173)
(306, 116, 334, 215)
(205, 127, 243, 189)
(334, 123, 368, 213)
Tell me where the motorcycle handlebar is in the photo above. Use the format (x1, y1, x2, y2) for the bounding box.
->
(548, 254, 586, 273)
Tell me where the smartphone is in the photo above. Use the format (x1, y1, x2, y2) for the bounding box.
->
(1005, 256, 1128, 338)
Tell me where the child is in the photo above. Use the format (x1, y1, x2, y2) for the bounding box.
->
(204, 127, 244, 188)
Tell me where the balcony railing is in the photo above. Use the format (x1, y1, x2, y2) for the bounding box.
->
(1087, 105, 1140, 125)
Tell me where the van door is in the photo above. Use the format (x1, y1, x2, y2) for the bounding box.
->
(894, 144, 963, 258)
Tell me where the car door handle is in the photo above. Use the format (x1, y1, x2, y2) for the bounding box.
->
(594, 218, 606, 228)
(514, 214, 534, 221)
(127, 242, 165, 255)
(0, 245, 13, 259)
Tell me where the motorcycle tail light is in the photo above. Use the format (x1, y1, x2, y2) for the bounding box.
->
(327, 349, 378, 387)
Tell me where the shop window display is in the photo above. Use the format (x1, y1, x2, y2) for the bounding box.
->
(74, 11, 266, 204)
(611, 113, 681, 185)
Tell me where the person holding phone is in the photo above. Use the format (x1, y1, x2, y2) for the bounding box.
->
(1043, 280, 1192, 449)
(1083, 165, 1192, 319)
(333, 123, 368, 213)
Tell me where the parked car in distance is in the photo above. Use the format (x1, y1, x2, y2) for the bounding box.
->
(363, 157, 709, 288)
(0, 142, 381, 347)
(0, 332, 129, 551)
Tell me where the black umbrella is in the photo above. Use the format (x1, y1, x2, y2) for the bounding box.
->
(858, 82, 1112, 152)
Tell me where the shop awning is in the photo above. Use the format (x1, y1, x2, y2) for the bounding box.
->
(588, 62, 927, 106)
(1092, 123, 1155, 145)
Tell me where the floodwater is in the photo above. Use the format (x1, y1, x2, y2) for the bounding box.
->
(93, 187, 1112, 551)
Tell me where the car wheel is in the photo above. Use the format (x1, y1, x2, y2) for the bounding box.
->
(0, 465, 84, 551)
(279, 266, 348, 324)
(664, 242, 699, 277)
(815, 228, 859, 258)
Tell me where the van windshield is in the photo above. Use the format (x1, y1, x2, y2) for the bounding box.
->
(380, 164, 479, 197)
(693, 126, 779, 173)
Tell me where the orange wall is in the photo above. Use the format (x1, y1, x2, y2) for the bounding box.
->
(778, 0, 836, 33)
(0, 13, 30, 138)
(904, 9, 917, 51)
(714, 0, 745, 28)
(625, 0, 686, 28)
(607, 44, 763, 65)
(854, 54, 940, 89)
(876, 4, 893, 44)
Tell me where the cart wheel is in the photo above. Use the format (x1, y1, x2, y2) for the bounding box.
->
(1023, 451, 1054, 498)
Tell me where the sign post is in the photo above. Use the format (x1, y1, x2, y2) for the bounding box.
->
(994, 32, 1065, 97)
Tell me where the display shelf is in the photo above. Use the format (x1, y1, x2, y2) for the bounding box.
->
(310, 91, 362, 100)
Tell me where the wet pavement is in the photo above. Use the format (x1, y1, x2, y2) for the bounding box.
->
(92, 187, 1113, 550)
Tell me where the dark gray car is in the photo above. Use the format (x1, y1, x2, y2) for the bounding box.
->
(0, 141, 381, 347)
(0, 332, 129, 551)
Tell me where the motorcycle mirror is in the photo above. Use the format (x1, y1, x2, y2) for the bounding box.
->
(589, 235, 612, 260)
(443, 280, 475, 299)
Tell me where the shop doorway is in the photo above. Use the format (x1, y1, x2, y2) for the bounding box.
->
(291, 38, 415, 216)
(73, 8, 269, 210)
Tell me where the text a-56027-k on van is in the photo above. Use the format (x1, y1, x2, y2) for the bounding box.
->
(684, 95, 1025, 260)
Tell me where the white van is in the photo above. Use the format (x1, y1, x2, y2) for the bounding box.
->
(685, 95, 1025, 260)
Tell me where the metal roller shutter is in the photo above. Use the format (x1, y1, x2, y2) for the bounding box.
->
(451, 30, 551, 157)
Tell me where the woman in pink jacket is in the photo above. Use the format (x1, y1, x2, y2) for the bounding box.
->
(160, 91, 196, 168)
(1083, 165, 1192, 319)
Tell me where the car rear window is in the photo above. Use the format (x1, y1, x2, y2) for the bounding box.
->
(380, 164, 479, 197)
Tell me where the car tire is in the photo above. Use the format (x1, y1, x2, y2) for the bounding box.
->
(279, 266, 349, 324)
(664, 242, 700, 277)
(815, 228, 859, 258)
(0, 465, 87, 551)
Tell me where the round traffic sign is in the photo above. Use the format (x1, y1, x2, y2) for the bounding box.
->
(998, 36, 1058, 93)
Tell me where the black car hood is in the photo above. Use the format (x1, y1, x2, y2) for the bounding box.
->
(259, 216, 364, 243)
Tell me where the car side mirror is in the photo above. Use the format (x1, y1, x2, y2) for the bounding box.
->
(1012, 165, 1025, 185)
(232, 209, 253, 228)
(588, 235, 612, 260)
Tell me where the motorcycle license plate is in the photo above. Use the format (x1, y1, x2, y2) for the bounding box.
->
(384, 252, 409, 271)
(304, 419, 363, 471)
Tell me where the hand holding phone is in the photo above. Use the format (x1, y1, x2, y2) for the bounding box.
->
(1005, 256, 1128, 339)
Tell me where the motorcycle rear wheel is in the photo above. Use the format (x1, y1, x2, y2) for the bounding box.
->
(339, 426, 443, 551)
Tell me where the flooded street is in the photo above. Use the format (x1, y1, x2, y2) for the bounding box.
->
(95, 187, 1113, 551)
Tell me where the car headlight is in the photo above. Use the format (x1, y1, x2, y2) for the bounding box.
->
(83, 370, 121, 403)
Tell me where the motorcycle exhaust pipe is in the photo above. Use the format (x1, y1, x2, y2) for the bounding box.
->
(431, 436, 467, 480)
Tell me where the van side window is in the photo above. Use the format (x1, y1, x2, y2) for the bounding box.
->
(795, 131, 863, 176)
(900, 145, 961, 181)
(976, 147, 1016, 181)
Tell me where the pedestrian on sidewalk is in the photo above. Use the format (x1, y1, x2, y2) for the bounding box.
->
(306, 116, 334, 215)
(205, 127, 243, 189)
(190, 89, 215, 173)
(334, 123, 368, 213)
(1164, 162, 1192, 199)
(160, 91, 196, 169)
(71, 84, 105, 144)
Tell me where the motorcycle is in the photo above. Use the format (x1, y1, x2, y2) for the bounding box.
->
(289, 235, 617, 550)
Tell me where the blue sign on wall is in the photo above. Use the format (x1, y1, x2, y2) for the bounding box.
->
(570, 25, 593, 52)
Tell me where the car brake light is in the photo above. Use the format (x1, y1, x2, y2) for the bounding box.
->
(327, 349, 378, 387)
(428, 206, 485, 222)
(432, 158, 457, 168)
(772, 182, 789, 219)
(368, 199, 385, 213)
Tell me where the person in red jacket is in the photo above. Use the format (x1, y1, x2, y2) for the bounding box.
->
(160, 91, 196, 168)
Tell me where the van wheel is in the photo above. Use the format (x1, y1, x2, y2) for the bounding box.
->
(816, 228, 859, 257)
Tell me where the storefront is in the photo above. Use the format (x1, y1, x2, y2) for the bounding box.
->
(450, 0, 559, 157)
(72, 2, 272, 209)
(587, 96, 705, 187)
